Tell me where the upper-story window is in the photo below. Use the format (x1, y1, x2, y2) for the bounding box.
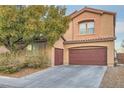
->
(79, 21, 94, 35)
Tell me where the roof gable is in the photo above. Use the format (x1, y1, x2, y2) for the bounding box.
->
(70, 7, 116, 19)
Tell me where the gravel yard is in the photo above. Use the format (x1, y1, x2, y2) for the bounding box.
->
(100, 66, 124, 88)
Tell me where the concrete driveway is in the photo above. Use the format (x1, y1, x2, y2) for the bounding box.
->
(0, 65, 107, 88)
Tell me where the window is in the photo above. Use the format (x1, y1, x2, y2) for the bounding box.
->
(79, 21, 94, 34)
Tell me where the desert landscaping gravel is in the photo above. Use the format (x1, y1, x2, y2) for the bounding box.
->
(100, 66, 124, 88)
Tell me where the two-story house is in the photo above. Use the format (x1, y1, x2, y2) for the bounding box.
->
(0, 7, 116, 67)
(50, 7, 116, 66)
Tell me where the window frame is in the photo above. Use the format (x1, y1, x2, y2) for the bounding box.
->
(78, 20, 95, 35)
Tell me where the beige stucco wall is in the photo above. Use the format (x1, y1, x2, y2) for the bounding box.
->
(50, 10, 115, 67)
(45, 46, 53, 66)
(63, 12, 115, 40)
(64, 22, 73, 40)
(100, 14, 114, 36)
(50, 38, 64, 66)
(54, 38, 64, 49)
(63, 41, 115, 66)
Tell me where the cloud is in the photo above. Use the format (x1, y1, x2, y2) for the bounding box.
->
(116, 21, 124, 33)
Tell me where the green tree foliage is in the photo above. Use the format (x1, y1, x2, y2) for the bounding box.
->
(0, 5, 70, 53)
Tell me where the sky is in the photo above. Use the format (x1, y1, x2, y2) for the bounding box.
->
(66, 5, 124, 52)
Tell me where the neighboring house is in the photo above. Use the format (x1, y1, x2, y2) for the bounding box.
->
(0, 7, 116, 67)
(117, 53, 124, 64)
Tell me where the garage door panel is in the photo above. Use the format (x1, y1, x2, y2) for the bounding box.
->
(55, 48, 63, 65)
(69, 47, 107, 65)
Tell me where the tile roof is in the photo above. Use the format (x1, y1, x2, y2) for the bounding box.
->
(70, 7, 116, 19)
(64, 36, 116, 44)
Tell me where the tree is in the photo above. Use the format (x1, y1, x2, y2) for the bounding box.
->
(0, 5, 70, 53)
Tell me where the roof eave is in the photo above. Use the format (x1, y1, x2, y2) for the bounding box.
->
(69, 7, 116, 19)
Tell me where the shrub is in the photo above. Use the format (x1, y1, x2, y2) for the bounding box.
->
(0, 66, 21, 73)
(25, 55, 50, 68)
(0, 51, 50, 74)
(3, 67, 18, 73)
(0, 66, 6, 71)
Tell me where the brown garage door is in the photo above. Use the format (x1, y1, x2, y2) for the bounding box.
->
(69, 47, 107, 65)
(55, 48, 63, 65)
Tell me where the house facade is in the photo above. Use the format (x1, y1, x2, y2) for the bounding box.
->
(51, 7, 116, 66)
(0, 7, 116, 67)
